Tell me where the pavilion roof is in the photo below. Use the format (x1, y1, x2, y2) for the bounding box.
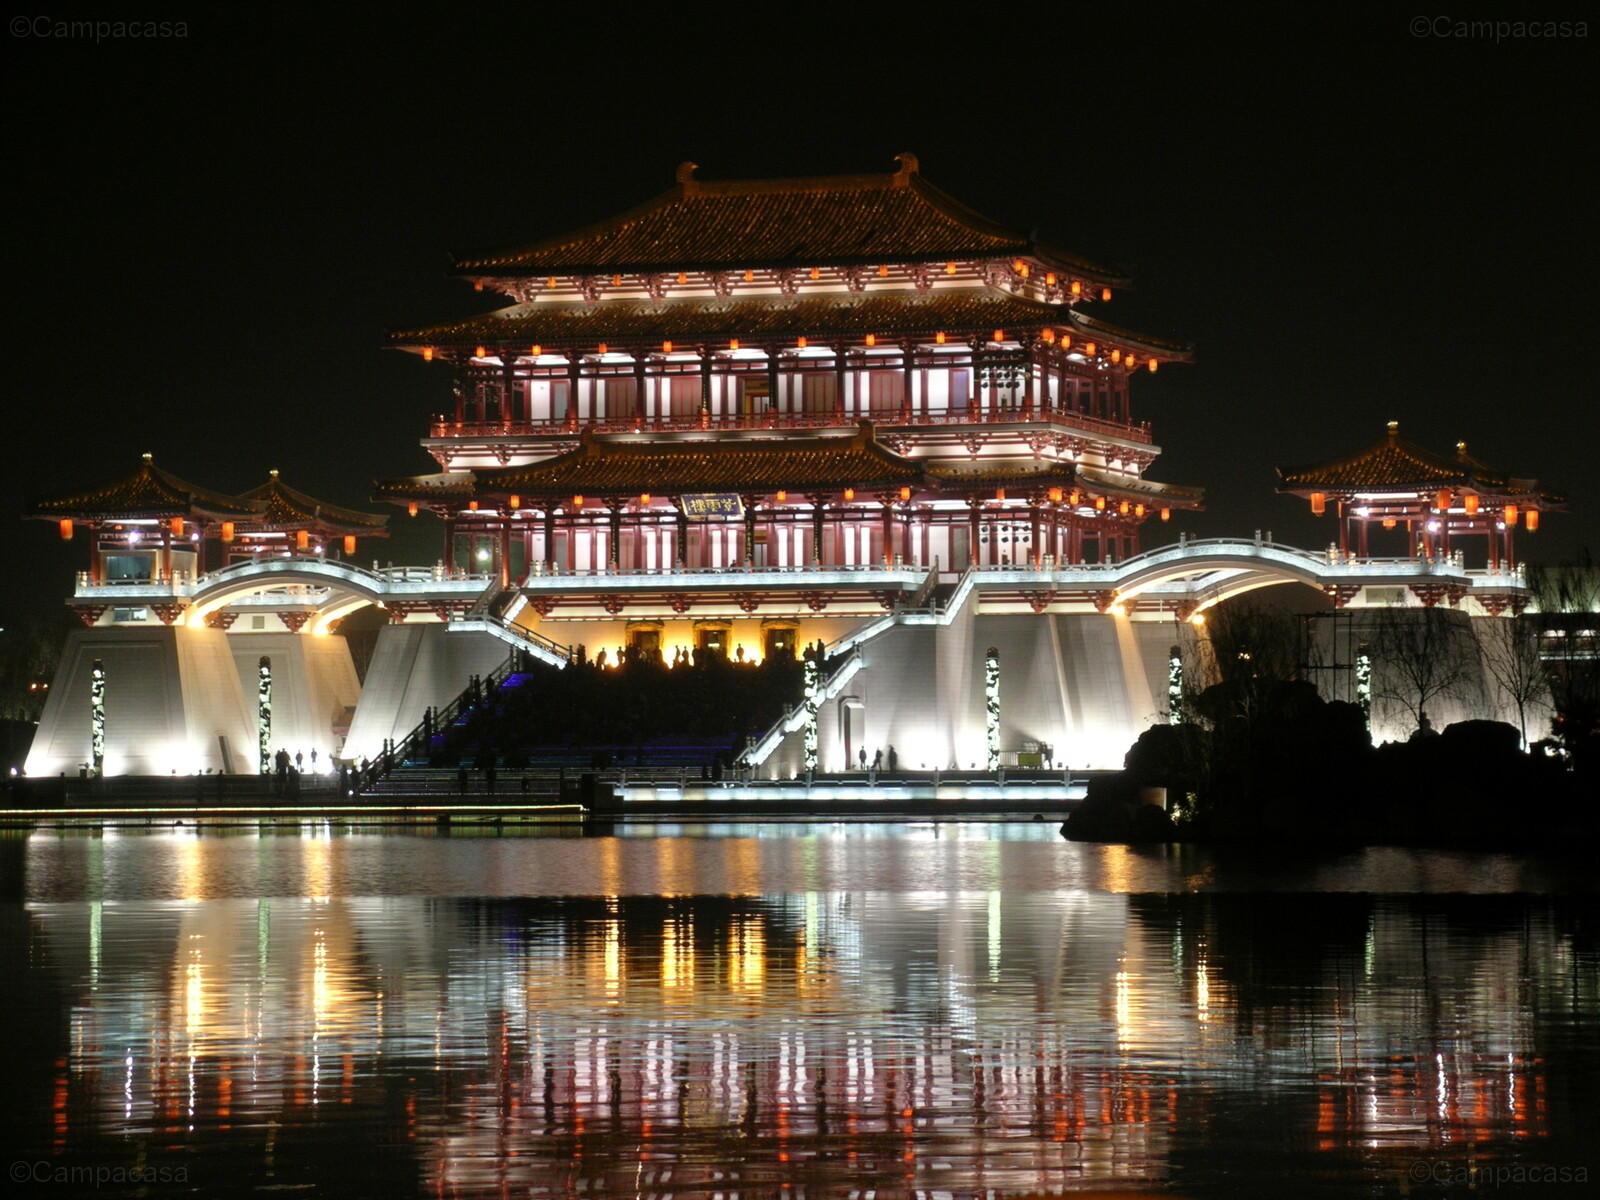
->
(1068, 467, 1205, 507)
(25, 455, 264, 523)
(1277, 423, 1565, 505)
(1066, 310, 1194, 359)
(370, 472, 478, 505)
(452, 156, 1129, 283)
(236, 472, 389, 535)
(392, 289, 1079, 349)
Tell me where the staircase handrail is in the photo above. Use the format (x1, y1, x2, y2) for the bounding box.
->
(743, 647, 862, 766)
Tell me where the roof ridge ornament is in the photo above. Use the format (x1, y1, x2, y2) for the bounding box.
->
(893, 152, 919, 183)
(1387, 420, 1399, 443)
(676, 161, 699, 194)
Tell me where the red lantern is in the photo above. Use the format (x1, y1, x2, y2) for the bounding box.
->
(1310, 492, 1327, 516)
(343, 535, 357, 556)
(58, 518, 73, 540)
(1525, 509, 1539, 531)
(1160, 508, 1171, 522)
(1464, 494, 1480, 515)
(220, 521, 234, 543)
(407, 502, 419, 518)
(296, 529, 310, 550)
(1100, 287, 1112, 302)
(1503, 504, 1518, 524)
(169, 517, 184, 538)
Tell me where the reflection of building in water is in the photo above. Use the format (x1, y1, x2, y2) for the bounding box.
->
(27, 883, 1573, 1195)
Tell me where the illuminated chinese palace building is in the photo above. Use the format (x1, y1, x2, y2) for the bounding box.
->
(25, 158, 1554, 776)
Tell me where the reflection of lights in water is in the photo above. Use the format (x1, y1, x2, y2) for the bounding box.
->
(302, 830, 332, 901)
(184, 944, 205, 1038)
(729, 916, 766, 992)
(603, 917, 621, 998)
(26, 847, 1578, 1192)
(987, 889, 1002, 981)
(1115, 967, 1131, 1045)
(177, 831, 204, 902)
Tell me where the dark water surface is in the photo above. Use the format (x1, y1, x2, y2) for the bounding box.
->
(2, 823, 1595, 1198)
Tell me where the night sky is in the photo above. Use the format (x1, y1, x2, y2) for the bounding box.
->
(6, 8, 1595, 629)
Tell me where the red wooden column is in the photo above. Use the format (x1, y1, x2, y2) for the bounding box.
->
(698, 346, 712, 428)
(1029, 496, 1042, 566)
(542, 508, 556, 568)
(633, 355, 647, 426)
(452, 355, 468, 425)
(499, 353, 518, 427)
(967, 496, 982, 567)
(765, 346, 781, 418)
(566, 352, 582, 431)
(880, 499, 895, 564)
(1020, 337, 1035, 418)
(809, 497, 827, 565)
(742, 496, 758, 565)
(901, 341, 915, 422)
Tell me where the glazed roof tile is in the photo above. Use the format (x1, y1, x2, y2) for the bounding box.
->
(391, 289, 1071, 347)
(26, 455, 265, 522)
(453, 158, 1127, 282)
(236, 472, 389, 534)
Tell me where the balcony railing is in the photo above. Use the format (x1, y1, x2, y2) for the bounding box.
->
(426, 409, 1155, 446)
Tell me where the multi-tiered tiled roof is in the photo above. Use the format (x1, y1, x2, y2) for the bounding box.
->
(451, 156, 1128, 281)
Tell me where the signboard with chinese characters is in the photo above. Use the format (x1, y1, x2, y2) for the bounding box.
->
(678, 494, 744, 520)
